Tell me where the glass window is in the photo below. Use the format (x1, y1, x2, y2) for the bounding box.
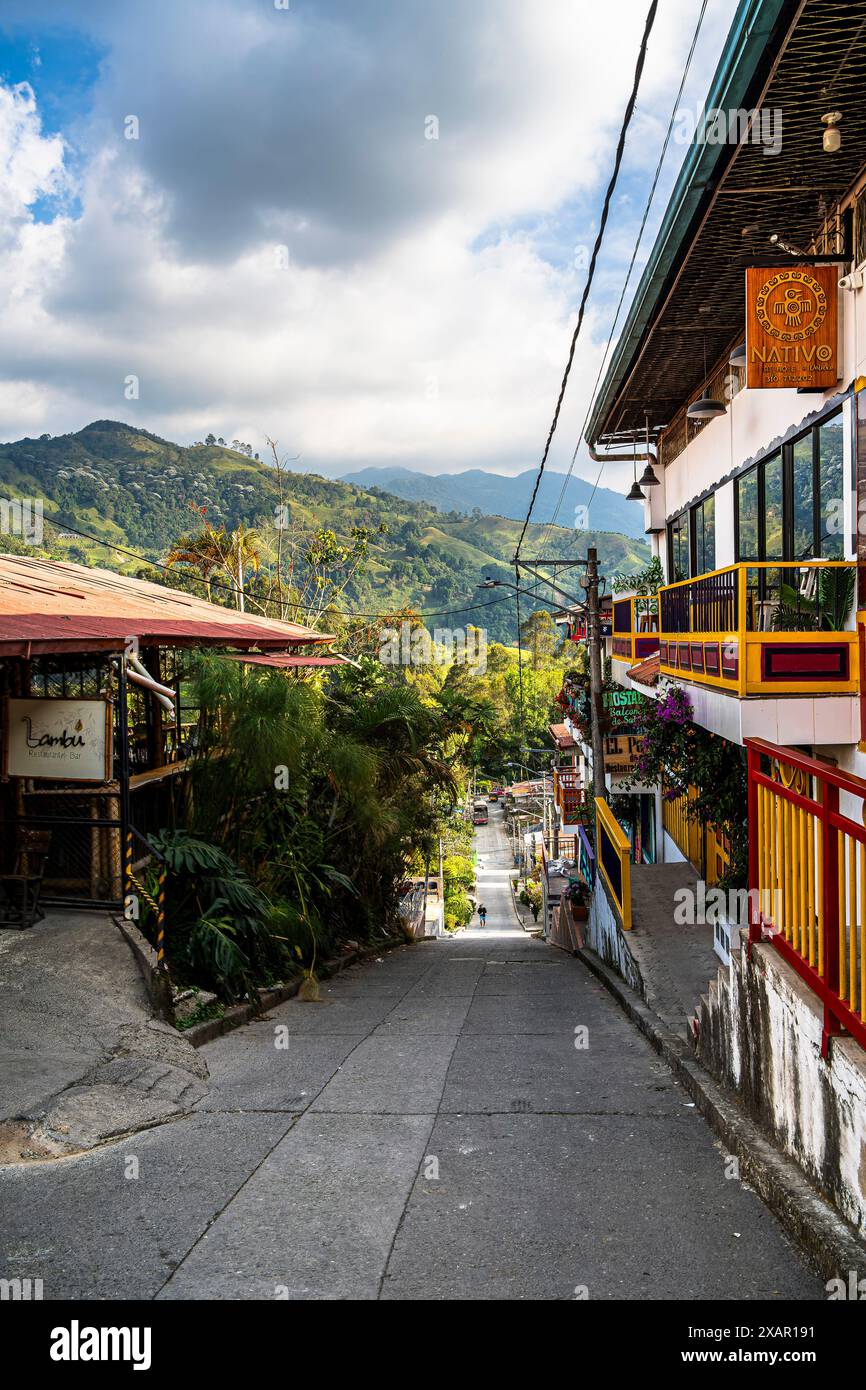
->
(737, 467, 759, 559)
(667, 512, 689, 582)
(818, 413, 844, 558)
(764, 452, 783, 560)
(737, 410, 846, 564)
(792, 434, 814, 560)
(693, 494, 715, 575)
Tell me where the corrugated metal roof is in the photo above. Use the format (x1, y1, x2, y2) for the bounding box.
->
(0, 554, 333, 655)
(223, 652, 349, 668)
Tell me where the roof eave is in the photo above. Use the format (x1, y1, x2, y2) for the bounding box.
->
(585, 0, 794, 446)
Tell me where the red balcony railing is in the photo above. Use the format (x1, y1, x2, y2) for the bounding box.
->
(747, 737, 866, 1056)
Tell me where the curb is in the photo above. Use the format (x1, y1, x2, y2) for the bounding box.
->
(577, 944, 866, 1286)
(182, 935, 421, 1047)
(509, 875, 540, 934)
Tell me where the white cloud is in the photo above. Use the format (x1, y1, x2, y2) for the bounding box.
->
(0, 0, 738, 491)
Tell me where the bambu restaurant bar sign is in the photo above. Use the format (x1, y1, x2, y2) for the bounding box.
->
(4, 697, 112, 781)
(746, 265, 839, 390)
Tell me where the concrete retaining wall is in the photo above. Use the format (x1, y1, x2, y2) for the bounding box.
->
(697, 930, 866, 1236)
(587, 876, 643, 995)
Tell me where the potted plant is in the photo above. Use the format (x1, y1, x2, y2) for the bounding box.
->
(565, 878, 589, 922)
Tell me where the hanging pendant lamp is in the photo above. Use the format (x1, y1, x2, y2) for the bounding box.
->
(687, 331, 726, 420)
(625, 434, 644, 501)
(638, 414, 659, 486)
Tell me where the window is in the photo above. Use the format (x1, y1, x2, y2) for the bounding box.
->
(667, 511, 689, 582)
(692, 493, 715, 575)
(791, 434, 814, 559)
(736, 408, 845, 562)
(818, 413, 844, 558)
(737, 467, 759, 559)
(764, 453, 783, 560)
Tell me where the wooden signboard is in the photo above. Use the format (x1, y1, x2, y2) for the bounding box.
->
(603, 734, 642, 772)
(746, 265, 839, 390)
(4, 697, 112, 782)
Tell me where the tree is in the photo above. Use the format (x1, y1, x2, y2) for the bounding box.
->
(165, 507, 262, 610)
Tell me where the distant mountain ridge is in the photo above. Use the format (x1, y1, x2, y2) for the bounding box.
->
(340, 465, 645, 539)
(0, 421, 649, 644)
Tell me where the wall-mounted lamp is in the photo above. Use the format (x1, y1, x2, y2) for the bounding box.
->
(769, 233, 809, 257)
(822, 111, 842, 154)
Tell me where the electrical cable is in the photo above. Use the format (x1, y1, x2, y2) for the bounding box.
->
(537, 0, 709, 547)
(28, 512, 558, 622)
(513, 0, 659, 563)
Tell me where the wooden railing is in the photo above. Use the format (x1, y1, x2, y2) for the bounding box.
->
(595, 796, 631, 930)
(658, 560, 858, 696)
(747, 738, 866, 1056)
(611, 594, 660, 664)
(553, 767, 589, 825)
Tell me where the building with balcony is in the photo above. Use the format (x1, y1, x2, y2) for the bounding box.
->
(577, 0, 866, 1237)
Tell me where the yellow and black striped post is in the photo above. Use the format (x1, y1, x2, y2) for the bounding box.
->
(156, 866, 166, 968)
(126, 831, 168, 972)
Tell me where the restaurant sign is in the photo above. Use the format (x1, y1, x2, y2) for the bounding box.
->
(4, 698, 112, 782)
(746, 266, 839, 390)
(603, 734, 642, 772)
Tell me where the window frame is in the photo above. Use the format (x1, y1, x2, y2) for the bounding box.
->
(734, 405, 844, 563)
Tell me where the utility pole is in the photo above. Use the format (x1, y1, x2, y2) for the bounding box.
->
(585, 546, 607, 806)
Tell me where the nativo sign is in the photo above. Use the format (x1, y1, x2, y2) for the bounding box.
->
(746, 265, 839, 390)
(3, 697, 112, 782)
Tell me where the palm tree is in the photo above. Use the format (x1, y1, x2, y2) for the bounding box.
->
(166, 516, 261, 611)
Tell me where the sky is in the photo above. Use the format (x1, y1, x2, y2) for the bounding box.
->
(0, 0, 739, 490)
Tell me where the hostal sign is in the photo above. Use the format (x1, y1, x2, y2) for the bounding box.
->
(746, 265, 839, 390)
(4, 698, 112, 782)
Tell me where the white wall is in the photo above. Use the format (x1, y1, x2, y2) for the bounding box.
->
(699, 930, 866, 1236)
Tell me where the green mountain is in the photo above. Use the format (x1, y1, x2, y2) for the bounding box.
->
(0, 421, 649, 644)
(339, 464, 646, 539)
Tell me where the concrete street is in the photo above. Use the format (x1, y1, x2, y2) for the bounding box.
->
(0, 806, 822, 1300)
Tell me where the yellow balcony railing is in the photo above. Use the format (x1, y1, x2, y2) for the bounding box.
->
(748, 738, 866, 1056)
(657, 560, 857, 697)
(611, 595, 660, 665)
(662, 783, 730, 885)
(595, 796, 632, 930)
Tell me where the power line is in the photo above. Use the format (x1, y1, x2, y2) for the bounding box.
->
(583, 0, 708, 519)
(33, 513, 556, 622)
(513, 0, 659, 564)
(538, 0, 709, 547)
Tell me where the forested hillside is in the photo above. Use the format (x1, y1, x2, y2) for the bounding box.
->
(0, 421, 649, 643)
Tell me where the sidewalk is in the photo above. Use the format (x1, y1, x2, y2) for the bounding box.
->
(0, 909, 207, 1155)
(626, 863, 719, 1039)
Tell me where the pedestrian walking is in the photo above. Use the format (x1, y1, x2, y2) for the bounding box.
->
(478, 903, 487, 926)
